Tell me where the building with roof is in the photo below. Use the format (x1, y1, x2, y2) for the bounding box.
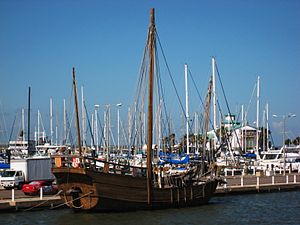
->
(207, 114, 259, 154)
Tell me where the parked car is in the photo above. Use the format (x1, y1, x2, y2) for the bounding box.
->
(22, 180, 58, 196)
(1, 158, 55, 190)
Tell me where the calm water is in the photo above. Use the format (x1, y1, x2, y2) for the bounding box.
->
(1, 191, 300, 225)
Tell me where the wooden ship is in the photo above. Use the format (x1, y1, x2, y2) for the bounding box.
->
(51, 8, 221, 211)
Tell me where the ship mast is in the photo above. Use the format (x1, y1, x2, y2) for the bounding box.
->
(72, 67, 82, 157)
(184, 64, 190, 155)
(201, 76, 213, 174)
(146, 8, 155, 205)
(27, 87, 31, 155)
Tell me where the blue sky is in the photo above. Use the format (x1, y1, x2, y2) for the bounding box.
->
(0, 0, 299, 146)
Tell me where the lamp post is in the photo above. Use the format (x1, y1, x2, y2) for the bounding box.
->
(117, 103, 122, 151)
(273, 113, 296, 175)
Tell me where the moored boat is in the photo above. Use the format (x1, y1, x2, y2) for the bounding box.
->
(51, 8, 221, 211)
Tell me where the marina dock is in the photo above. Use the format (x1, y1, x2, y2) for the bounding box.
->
(0, 172, 299, 211)
(0, 189, 63, 211)
(216, 172, 300, 195)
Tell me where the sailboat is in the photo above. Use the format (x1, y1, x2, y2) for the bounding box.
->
(51, 8, 220, 211)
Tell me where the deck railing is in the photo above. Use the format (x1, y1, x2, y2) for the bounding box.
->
(50, 154, 211, 188)
(51, 154, 147, 177)
(218, 173, 300, 190)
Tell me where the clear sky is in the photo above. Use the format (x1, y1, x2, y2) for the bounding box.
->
(0, 0, 299, 146)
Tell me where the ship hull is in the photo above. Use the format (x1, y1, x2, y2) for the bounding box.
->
(52, 166, 219, 211)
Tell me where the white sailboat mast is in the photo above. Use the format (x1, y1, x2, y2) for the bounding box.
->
(50, 97, 53, 144)
(55, 103, 58, 145)
(128, 107, 131, 148)
(63, 99, 66, 144)
(22, 108, 25, 142)
(262, 109, 266, 152)
(256, 76, 260, 159)
(37, 110, 40, 145)
(241, 104, 244, 151)
(212, 57, 217, 131)
(117, 103, 122, 150)
(212, 57, 218, 151)
(95, 105, 99, 154)
(266, 103, 269, 151)
(184, 64, 189, 155)
(194, 112, 199, 154)
(81, 86, 86, 149)
(91, 113, 94, 148)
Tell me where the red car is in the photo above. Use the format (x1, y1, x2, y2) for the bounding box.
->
(22, 180, 58, 196)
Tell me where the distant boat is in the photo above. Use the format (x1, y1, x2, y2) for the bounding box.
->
(259, 148, 283, 170)
(8, 88, 35, 158)
(258, 145, 300, 172)
(51, 8, 221, 211)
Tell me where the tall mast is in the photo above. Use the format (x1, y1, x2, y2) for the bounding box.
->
(27, 87, 31, 155)
(262, 109, 266, 152)
(72, 67, 82, 156)
(256, 76, 260, 159)
(22, 108, 25, 142)
(212, 57, 217, 152)
(184, 64, 190, 155)
(194, 112, 199, 154)
(212, 57, 217, 132)
(266, 103, 269, 151)
(147, 8, 155, 205)
(105, 105, 111, 160)
(50, 97, 53, 144)
(91, 113, 94, 149)
(81, 86, 86, 149)
(128, 107, 131, 149)
(55, 102, 58, 145)
(37, 110, 40, 145)
(202, 77, 213, 173)
(95, 105, 99, 154)
(117, 103, 122, 150)
(241, 104, 244, 151)
(63, 99, 66, 145)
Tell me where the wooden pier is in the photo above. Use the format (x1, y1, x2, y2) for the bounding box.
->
(0, 172, 299, 211)
(216, 172, 300, 195)
(0, 189, 63, 211)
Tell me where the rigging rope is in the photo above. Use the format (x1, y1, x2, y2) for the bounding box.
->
(51, 191, 93, 210)
(156, 33, 186, 121)
(8, 111, 17, 142)
(215, 61, 242, 154)
(84, 101, 95, 150)
(244, 82, 257, 124)
(23, 190, 63, 212)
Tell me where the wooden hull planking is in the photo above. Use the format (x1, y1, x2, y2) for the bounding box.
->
(52, 167, 219, 211)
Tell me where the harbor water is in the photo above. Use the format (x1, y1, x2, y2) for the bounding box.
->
(1, 191, 299, 225)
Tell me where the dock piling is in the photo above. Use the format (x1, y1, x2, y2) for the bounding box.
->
(40, 187, 43, 200)
(12, 189, 15, 202)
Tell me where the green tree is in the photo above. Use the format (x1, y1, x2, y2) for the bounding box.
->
(284, 138, 292, 146)
(293, 137, 300, 145)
